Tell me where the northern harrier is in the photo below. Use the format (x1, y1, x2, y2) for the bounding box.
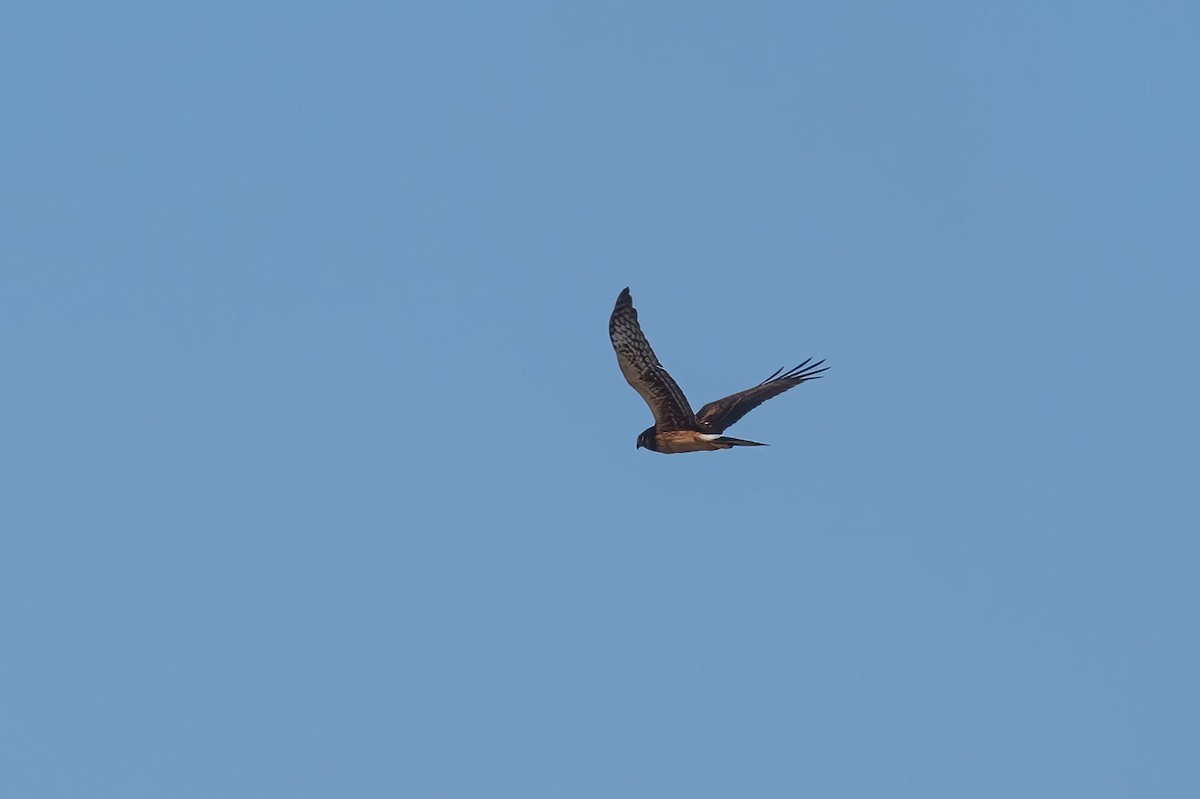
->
(609, 287, 827, 453)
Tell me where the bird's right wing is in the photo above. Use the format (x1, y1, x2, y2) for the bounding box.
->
(695, 359, 828, 433)
(609, 288, 696, 431)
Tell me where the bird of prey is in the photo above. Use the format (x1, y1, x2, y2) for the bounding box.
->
(609, 287, 827, 454)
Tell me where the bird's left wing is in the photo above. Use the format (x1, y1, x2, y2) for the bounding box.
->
(695, 359, 828, 433)
(609, 288, 697, 431)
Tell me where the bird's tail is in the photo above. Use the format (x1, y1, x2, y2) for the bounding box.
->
(714, 435, 767, 447)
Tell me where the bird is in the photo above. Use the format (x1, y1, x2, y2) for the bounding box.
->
(609, 287, 827, 454)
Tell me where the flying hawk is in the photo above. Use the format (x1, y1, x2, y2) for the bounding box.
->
(609, 287, 827, 453)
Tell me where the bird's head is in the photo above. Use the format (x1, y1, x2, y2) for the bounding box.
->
(636, 426, 657, 451)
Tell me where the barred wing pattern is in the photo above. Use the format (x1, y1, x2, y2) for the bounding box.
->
(609, 288, 697, 432)
(695, 359, 828, 434)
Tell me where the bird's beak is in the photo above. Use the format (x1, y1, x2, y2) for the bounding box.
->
(636, 440, 643, 449)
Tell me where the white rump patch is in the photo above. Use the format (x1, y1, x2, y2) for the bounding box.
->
(699, 433, 723, 441)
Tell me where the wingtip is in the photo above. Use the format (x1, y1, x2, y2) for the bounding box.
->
(614, 287, 634, 311)
(783, 359, 829, 381)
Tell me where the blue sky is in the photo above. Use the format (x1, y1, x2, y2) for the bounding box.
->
(3, 1, 1198, 796)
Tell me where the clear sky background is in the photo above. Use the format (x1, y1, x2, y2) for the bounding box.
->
(3, 2, 1198, 797)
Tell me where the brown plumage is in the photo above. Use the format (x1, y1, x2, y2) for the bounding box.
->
(609, 287, 827, 454)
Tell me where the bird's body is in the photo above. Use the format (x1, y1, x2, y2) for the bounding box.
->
(652, 431, 731, 454)
(610, 287, 826, 454)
